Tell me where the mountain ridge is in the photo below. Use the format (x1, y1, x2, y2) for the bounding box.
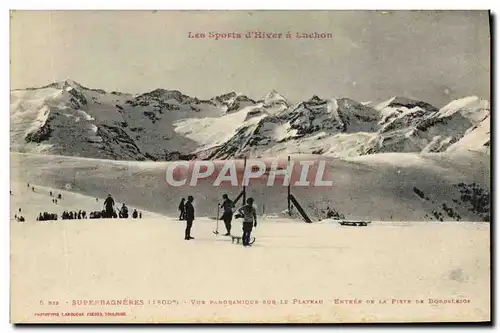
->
(10, 79, 490, 161)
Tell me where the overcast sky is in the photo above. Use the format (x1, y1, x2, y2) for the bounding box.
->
(10, 10, 490, 107)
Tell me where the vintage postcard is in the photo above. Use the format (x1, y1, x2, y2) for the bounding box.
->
(10, 10, 491, 323)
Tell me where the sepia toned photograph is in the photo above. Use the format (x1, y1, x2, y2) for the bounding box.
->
(9, 10, 490, 323)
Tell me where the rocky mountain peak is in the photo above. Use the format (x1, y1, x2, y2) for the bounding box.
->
(377, 96, 438, 113)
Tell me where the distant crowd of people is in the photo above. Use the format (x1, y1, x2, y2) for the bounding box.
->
(15, 191, 142, 222)
(33, 205, 142, 222)
(87, 207, 142, 219)
(37, 212, 58, 221)
(61, 210, 87, 220)
(89, 210, 113, 219)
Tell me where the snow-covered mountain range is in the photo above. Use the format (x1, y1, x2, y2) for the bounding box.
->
(10, 80, 490, 161)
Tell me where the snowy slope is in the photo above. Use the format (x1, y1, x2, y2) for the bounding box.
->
(11, 150, 490, 222)
(447, 116, 490, 153)
(10, 182, 490, 323)
(437, 95, 490, 123)
(11, 220, 490, 322)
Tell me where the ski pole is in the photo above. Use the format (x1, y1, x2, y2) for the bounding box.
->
(214, 203, 220, 235)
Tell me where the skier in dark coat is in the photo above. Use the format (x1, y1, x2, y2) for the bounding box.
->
(184, 196, 195, 240)
(237, 197, 258, 247)
(178, 198, 186, 221)
(103, 194, 115, 218)
(220, 194, 234, 236)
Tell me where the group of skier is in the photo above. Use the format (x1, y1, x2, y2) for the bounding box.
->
(103, 194, 141, 219)
(178, 193, 258, 246)
(17, 186, 257, 245)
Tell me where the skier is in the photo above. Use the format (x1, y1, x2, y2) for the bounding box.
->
(178, 198, 186, 221)
(237, 197, 258, 247)
(103, 194, 115, 218)
(184, 195, 195, 240)
(220, 193, 234, 236)
(132, 209, 138, 219)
